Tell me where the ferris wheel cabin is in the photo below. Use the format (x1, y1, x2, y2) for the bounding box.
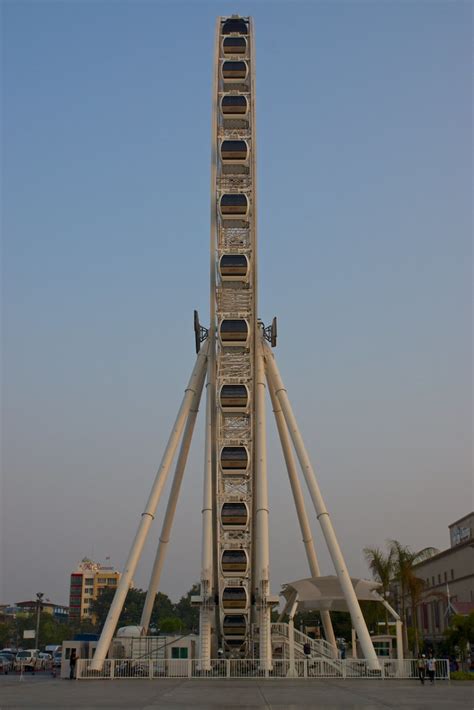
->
(220, 446, 249, 474)
(222, 61, 248, 84)
(220, 140, 249, 163)
(223, 36, 247, 56)
(221, 502, 249, 527)
(221, 95, 248, 119)
(219, 254, 249, 282)
(222, 17, 248, 35)
(219, 318, 249, 347)
(219, 193, 249, 220)
(219, 384, 249, 412)
(222, 587, 248, 610)
(222, 615, 247, 638)
(221, 549, 248, 575)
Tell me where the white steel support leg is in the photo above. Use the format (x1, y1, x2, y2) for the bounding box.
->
(395, 620, 403, 662)
(286, 593, 299, 677)
(263, 342, 379, 670)
(351, 628, 358, 658)
(268, 381, 337, 657)
(140, 361, 207, 631)
(90, 342, 209, 670)
(199, 369, 214, 670)
(255, 339, 272, 670)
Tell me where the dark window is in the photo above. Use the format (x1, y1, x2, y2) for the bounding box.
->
(220, 320, 248, 342)
(222, 502, 248, 526)
(221, 320, 248, 333)
(451, 569, 454, 580)
(220, 384, 248, 408)
(221, 446, 248, 469)
(220, 193, 248, 208)
(222, 61, 247, 78)
(223, 615, 246, 636)
(222, 95, 248, 112)
(221, 140, 248, 160)
(222, 18, 248, 35)
(422, 605, 428, 630)
(222, 550, 247, 572)
(222, 587, 247, 608)
(223, 37, 246, 53)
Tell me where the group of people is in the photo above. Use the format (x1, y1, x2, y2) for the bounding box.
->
(417, 652, 436, 684)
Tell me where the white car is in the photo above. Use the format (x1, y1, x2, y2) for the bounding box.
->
(14, 650, 41, 672)
(38, 652, 52, 669)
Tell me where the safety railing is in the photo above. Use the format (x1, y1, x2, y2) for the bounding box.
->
(293, 627, 335, 659)
(270, 623, 336, 660)
(76, 657, 450, 680)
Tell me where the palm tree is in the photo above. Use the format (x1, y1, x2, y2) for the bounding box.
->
(389, 540, 438, 655)
(363, 546, 394, 635)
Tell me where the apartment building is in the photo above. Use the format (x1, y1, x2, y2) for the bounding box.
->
(69, 557, 120, 624)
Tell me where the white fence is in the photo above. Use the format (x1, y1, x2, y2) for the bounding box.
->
(76, 657, 450, 680)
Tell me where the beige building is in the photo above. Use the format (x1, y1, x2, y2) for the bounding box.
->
(402, 513, 474, 642)
(69, 558, 121, 624)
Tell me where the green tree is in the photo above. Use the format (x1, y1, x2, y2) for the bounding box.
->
(90, 587, 175, 632)
(363, 546, 395, 634)
(91, 587, 144, 629)
(389, 540, 438, 655)
(149, 592, 174, 629)
(444, 613, 474, 661)
(0, 620, 15, 647)
(173, 583, 199, 633)
(159, 617, 184, 633)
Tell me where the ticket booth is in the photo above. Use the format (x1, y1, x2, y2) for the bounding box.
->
(60, 641, 88, 679)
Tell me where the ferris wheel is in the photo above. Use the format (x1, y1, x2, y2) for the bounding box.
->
(90, 15, 379, 673)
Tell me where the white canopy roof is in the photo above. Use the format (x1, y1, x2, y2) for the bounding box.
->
(281, 576, 383, 612)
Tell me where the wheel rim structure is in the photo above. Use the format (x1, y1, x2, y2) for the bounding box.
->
(210, 15, 259, 658)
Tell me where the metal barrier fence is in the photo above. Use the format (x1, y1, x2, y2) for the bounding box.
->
(76, 658, 450, 680)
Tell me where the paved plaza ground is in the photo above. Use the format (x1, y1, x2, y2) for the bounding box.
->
(0, 674, 472, 710)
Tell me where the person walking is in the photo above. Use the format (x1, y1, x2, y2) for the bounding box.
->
(427, 653, 436, 684)
(417, 653, 426, 684)
(69, 649, 77, 680)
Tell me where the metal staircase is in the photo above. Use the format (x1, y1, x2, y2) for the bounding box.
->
(271, 623, 336, 660)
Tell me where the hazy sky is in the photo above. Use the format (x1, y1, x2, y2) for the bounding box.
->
(2, 1, 472, 608)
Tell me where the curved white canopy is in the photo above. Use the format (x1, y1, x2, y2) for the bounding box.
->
(281, 576, 383, 612)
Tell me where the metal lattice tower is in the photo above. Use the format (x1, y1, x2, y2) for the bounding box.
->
(90, 15, 380, 673)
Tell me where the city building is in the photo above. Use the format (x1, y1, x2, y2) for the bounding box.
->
(69, 558, 121, 624)
(402, 512, 474, 643)
(15, 600, 69, 622)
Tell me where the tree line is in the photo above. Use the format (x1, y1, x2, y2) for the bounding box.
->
(0, 583, 200, 649)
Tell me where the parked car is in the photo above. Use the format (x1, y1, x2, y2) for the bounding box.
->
(14, 650, 41, 672)
(0, 655, 13, 674)
(45, 645, 61, 655)
(53, 651, 62, 668)
(0, 650, 16, 663)
(38, 652, 52, 669)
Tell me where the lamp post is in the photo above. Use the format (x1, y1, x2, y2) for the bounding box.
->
(35, 593, 44, 649)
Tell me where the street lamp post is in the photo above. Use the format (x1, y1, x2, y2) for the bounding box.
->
(35, 593, 44, 649)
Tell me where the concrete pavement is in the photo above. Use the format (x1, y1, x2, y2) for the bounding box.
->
(0, 675, 471, 709)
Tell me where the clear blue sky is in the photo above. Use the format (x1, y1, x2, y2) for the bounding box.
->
(2, 1, 472, 605)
